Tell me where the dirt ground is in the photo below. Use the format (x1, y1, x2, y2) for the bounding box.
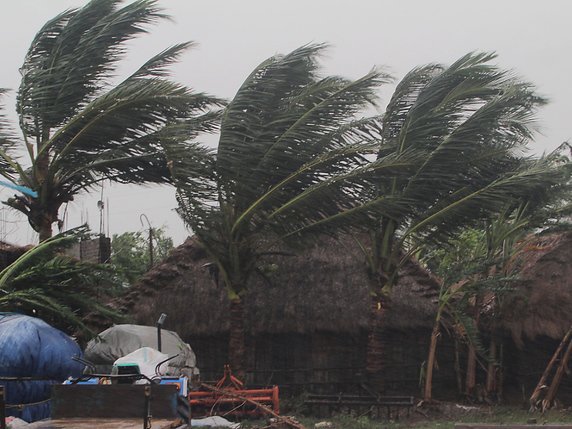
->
(240, 402, 572, 429)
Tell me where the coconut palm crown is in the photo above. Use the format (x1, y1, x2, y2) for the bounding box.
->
(0, 0, 221, 241)
(352, 53, 571, 381)
(174, 43, 400, 375)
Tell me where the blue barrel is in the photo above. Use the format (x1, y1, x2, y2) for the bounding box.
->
(0, 313, 84, 422)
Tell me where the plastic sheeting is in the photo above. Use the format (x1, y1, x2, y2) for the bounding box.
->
(113, 347, 169, 381)
(84, 324, 198, 378)
(0, 313, 83, 422)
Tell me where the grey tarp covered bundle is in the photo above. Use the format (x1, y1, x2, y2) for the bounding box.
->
(84, 324, 198, 377)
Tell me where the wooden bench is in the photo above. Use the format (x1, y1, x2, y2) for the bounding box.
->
(304, 393, 414, 419)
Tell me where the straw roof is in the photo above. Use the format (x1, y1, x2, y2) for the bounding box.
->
(117, 235, 439, 339)
(0, 241, 32, 270)
(499, 231, 572, 345)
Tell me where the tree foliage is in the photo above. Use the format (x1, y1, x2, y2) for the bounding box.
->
(174, 43, 391, 300)
(111, 227, 174, 285)
(173, 43, 393, 374)
(0, 226, 123, 339)
(355, 53, 571, 298)
(0, 0, 221, 241)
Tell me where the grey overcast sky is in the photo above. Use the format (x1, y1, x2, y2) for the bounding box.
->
(0, 0, 571, 245)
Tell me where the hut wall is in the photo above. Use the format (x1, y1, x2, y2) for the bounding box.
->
(187, 335, 229, 382)
(503, 335, 572, 405)
(187, 328, 460, 398)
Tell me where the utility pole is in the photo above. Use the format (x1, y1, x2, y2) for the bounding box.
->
(140, 214, 154, 270)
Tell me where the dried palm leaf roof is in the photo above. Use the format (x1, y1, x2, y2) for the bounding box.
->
(0, 241, 32, 269)
(499, 231, 572, 346)
(116, 235, 440, 339)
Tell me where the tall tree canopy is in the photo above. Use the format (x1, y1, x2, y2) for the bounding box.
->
(174, 43, 396, 375)
(173, 45, 570, 383)
(354, 53, 571, 385)
(111, 227, 174, 285)
(0, 0, 221, 241)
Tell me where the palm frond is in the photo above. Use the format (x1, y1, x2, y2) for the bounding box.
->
(405, 156, 570, 253)
(17, 0, 167, 136)
(129, 42, 194, 79)
(216, 43, 327, 199)
(176, 43, 391, 291)
(0, 226, 123, 335)
(0, 89, 21, 181)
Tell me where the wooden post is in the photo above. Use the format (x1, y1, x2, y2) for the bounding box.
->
(0, 385, 6, 429)
(144, 385, 152, 429)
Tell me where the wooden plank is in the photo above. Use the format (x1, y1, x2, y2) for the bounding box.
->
(455, 425, 572, 429)
(26, 418, 184, 429)
(51, 384, 178, 419)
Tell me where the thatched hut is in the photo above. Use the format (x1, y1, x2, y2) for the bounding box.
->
(0, 241, 31, 270)
(495, 232, 572, 400)
(117, 236, 454, 396)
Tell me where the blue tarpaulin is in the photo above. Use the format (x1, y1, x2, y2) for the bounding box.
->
(0, 313, 83, 422)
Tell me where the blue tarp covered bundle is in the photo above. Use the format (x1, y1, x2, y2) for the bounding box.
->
(0, 313, 84, 422)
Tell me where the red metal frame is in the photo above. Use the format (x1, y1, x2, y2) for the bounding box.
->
(189, 365, 279, 417)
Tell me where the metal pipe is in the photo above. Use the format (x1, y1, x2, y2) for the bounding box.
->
(157, 313, 167, 352)
(140, 214, 154, 270)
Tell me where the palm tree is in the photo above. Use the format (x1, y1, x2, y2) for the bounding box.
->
(173, 44, 396, 377)
(0, 0, 221, 241)
(0, 226, 123, 339)
(351, 53, 571, 389)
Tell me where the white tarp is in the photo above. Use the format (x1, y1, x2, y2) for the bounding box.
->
(113, 347, 169, 380)
(191, 416, 240, 428)
(84, 324, 198, 377)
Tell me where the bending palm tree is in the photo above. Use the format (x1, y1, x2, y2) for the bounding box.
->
(356, 53, 570, 388)
(174, 44, 396, 377)
(0, 0, 221, 241)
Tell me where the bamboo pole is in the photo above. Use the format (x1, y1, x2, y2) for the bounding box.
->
(529, 326, 572, 411)
(542, 330, 572, 411)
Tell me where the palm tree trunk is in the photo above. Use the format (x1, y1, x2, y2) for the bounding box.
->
(365, 293, 389, 392)
(485, 335, 498, 400)
(465, 343, 477, 398)
(465, 294, 481, 399)
(38, 215, 53, 242)
(454, 337, 463, 395)
(36, 133, 53, 241)
(424, 319, 441, 402)
(228, 297, 246, 381)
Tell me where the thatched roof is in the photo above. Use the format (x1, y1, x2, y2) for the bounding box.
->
(0, 241, 32, 270)
(117, 236, 440, 339)
(499, 231, 572, 345)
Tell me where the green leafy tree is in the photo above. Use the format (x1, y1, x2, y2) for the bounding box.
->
(0, 0, 221, 241)
(111, 227, 174, 285)
(0, 226, 123, 339)
(420, 144, 571, 401)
